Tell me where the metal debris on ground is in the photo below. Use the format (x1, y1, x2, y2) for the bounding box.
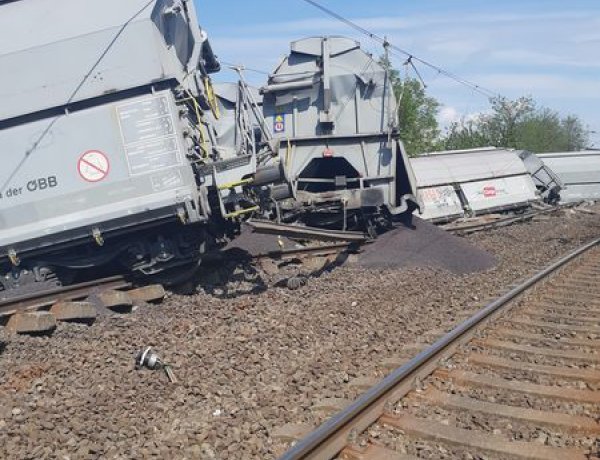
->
(135, 347, 177, 383)
(286, 276, 308, 291)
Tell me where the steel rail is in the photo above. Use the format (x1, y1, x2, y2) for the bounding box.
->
(0, 276, 131, 316)
(444, 208, 558, 235)
(278, 236, 600, 460)
(247, 220, 368, 243)
(253, 242, 361, 260)
(445, 203, 582, 235)
(212, 242, 365, 266)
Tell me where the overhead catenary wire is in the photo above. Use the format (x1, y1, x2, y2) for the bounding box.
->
(404, 55, 427, 90)
(301, 0, 500, 99)
(221, 61, 271, 76)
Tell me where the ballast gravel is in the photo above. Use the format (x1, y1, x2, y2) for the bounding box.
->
(359, 216, 497, 274)
(0, 207, 599, 459)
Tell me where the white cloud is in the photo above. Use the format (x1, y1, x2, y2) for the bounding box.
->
(438, 106, 460, 125)
(437, 105, 491, 130)
(488, 49, 600, 69)
(213, 8, 600, 73)
(209, 6, 600, 132)
(468, 73, 600, 98)
(232, 10, 598, 36)
(572, 32, 600, 44)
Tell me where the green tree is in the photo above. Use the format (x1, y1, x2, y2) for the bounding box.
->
(560, 115, 589, 151)
(484, 96, 536, 147)
(397, 79, 441, 156)
(442, 96, 590, 153)
(443, 118, 491, 151)
(381, 57, 440, 156)
(515, 108, 565, 152)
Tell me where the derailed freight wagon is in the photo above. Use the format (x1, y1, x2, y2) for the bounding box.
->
(0, 2, 422, 298)
(260, 37, 420, 234)
(536, 151, 600, 203)
(411, 148, 541, 222)
(0, 0, 289, 297)
(517, 150, 563, 204)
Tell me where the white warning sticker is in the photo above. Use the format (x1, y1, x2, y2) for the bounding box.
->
(116, 95, 182, 176)
(273, 114, 286, 133)
(78, 150, 110, 183)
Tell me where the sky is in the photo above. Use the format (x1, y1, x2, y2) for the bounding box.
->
(195, 0, 600, 148)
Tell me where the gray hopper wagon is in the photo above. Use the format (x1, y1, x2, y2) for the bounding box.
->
(261, 37, 420, 234)
(0, 0, 288, 297)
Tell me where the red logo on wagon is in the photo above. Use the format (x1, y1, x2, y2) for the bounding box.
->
(483, 186, 497, 198)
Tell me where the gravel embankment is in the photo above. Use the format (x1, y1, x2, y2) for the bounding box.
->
(0, 207, 599, 460)
(374, 243, 600, 458)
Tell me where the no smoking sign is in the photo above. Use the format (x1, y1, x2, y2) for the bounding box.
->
(78, 150, 110, 183)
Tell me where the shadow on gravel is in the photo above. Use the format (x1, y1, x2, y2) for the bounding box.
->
(0, 341, 7, 357)
(172, 247, 269, 298)
(275, 248, 354, 290)
(206, 262, 269, 299)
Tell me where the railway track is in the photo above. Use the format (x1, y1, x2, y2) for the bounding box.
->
(231, 242, 362, 262)
(2, 207, 569, 329)
(0, 277, 165, 335)
(0, 242, 357, 335)
(442, 206, 564, 235)
(277, 238, 600, 460)
(0, 276, 131, 313)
